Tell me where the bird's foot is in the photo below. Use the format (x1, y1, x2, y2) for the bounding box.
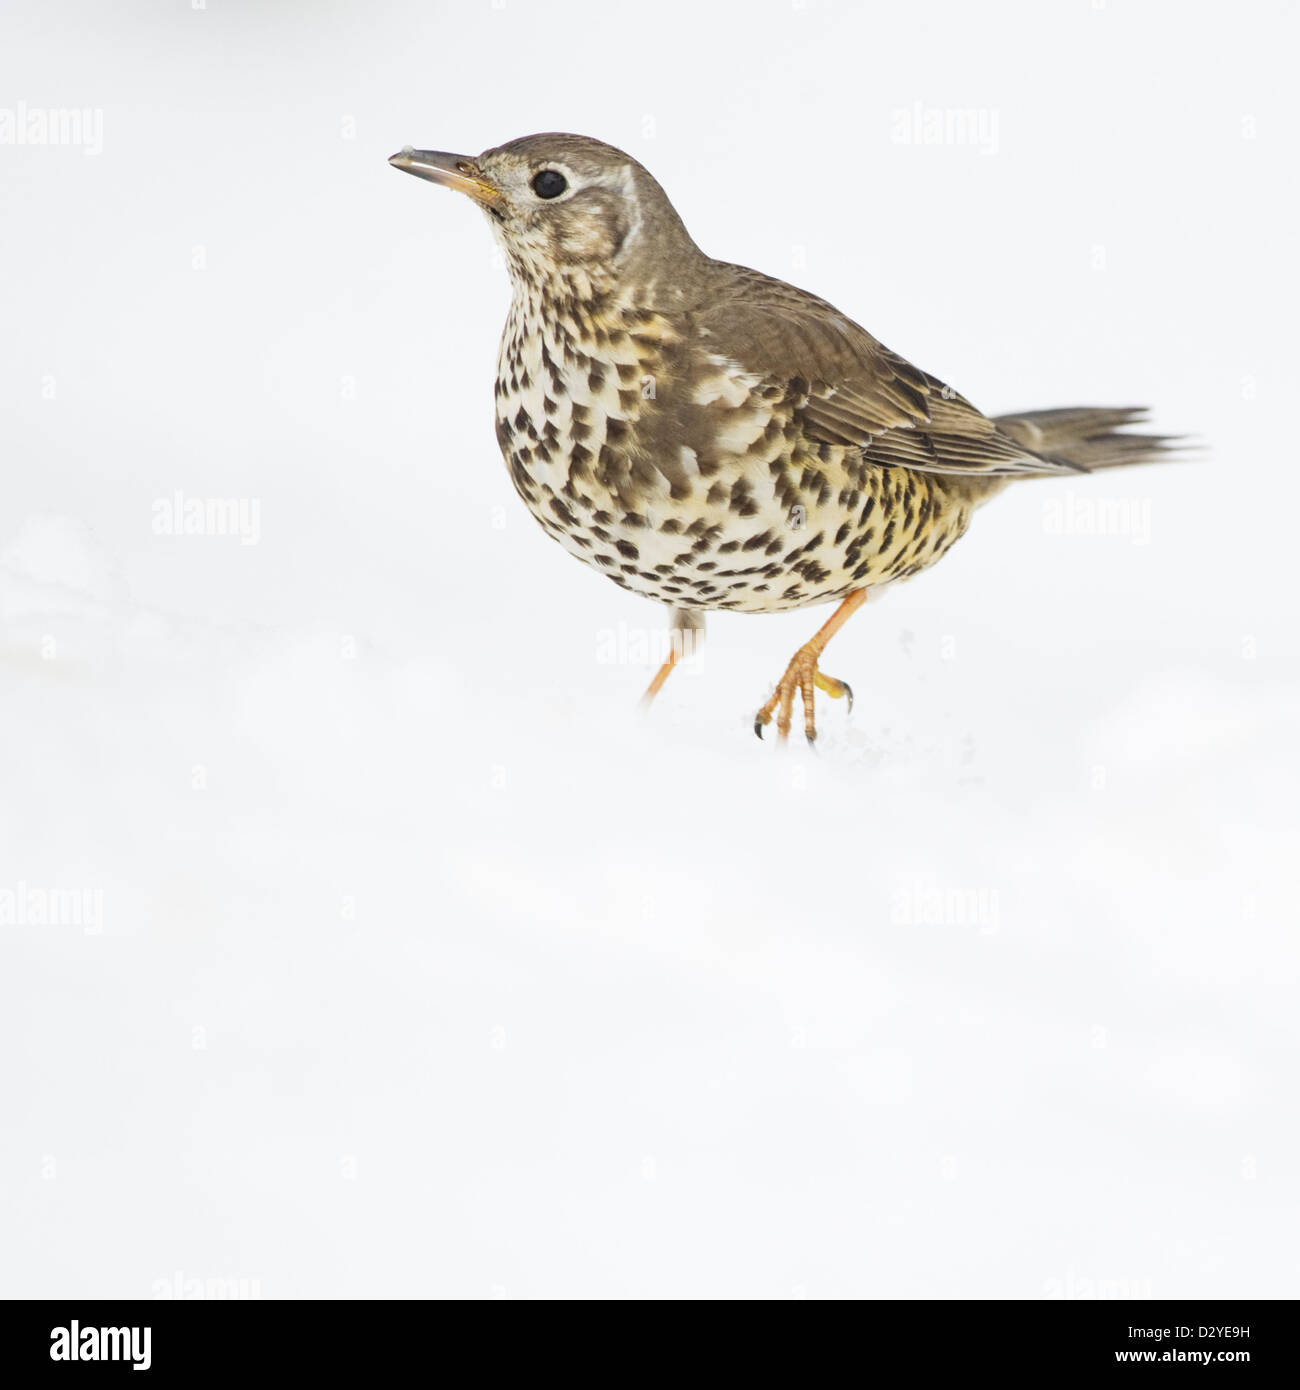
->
(753, 645, 854, 743)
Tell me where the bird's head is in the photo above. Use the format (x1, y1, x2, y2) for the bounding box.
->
(389, 132, 700, 298)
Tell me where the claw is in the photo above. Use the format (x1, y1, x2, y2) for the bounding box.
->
(757, 659, 856, 745)
(813, 670, 853, 712)
(752, 590, 868, 749)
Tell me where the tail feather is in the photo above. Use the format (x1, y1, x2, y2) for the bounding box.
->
(993, 406, 1186, 472)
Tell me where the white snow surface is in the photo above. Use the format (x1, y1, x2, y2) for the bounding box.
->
(1, 0, 1296, 1298)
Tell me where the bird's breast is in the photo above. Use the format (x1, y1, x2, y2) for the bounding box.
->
(493, 293, 683, 517)
(491, 296, 975, 613)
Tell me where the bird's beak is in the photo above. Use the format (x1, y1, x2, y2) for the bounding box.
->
(388, 147, 501, 205)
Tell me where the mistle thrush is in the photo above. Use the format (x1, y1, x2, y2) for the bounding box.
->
(390, 134, 1176, 741)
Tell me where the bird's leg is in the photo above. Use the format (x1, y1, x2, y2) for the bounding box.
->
(754, 589, 869, 742)
(641, 607, 705, 706)
(642, 646, 679, 703)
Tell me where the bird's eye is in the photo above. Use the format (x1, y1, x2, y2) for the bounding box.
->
(531, 169, 568, 199)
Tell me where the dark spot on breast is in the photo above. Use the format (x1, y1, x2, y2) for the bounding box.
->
(729, 480, 758, 516)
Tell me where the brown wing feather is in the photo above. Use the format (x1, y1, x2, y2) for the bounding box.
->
(693, 268, 1080, 477)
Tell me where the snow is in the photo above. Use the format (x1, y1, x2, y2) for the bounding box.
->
(1, 0, 1296, 1298)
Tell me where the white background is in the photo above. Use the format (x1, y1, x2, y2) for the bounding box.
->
(2, 0, 1295, 1298)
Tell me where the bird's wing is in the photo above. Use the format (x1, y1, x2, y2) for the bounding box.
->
(692, 281, 1081, 478)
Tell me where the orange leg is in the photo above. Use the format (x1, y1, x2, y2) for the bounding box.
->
(754, 589, 868, 742)
(641, 644, 679, 704)
(641, 608, 704, 707)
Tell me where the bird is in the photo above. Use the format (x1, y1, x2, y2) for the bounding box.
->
(389, 133, 1177, 742)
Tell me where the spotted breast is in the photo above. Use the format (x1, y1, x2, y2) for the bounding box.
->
(494, 268, 986, 616)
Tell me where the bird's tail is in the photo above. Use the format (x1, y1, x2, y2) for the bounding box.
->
(993, 406, 1184, 472)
